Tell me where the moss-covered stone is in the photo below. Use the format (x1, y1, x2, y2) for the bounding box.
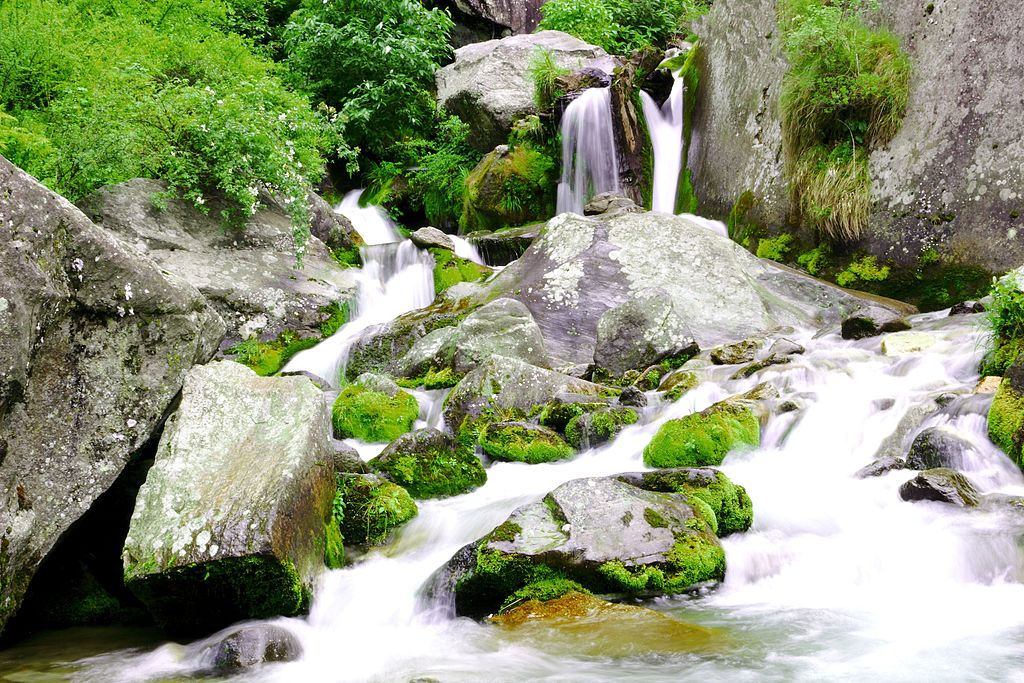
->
(988, 356, 1024, 468)
(498, 578, 589, 614)
(596, 529, 725, 593)
(429, 247, 491, 296)
(659, 370, 698, 401)
(622, 468, 754, 536)
(334, 474, 418, 545)
(331, 384, 419, 443)
(643, 402, 760, 468)
(538, 400, 606, 433)
(229, 302, 351, 377)
(396, 366, 461, 390)
(324, 524, 345, 569)
(459, 144, 556, 233)
(564, 407, 639, 450)
(369, 428, 486, 499)
(479, 422, 575, 464)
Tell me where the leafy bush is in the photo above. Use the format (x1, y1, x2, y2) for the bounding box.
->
(538, 0, 709, 55)
(756, 233, 794, 262)
(983, 272, 1024, 376)
(779, 0, 910, 241)
(284, 0, 453, 162)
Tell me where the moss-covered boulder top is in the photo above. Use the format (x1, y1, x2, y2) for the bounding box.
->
(644, 399, 761, 469)
(435, 469, 752, 619)
(122, 361, 336, 634)
(335, 473, 418, 546)
(479, 422, 574, 464)
(369, 427, 486, 499)
(331, 376, 420, 443)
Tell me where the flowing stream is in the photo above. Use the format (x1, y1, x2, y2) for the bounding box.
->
(641, 76, 684, 215)
(556, 88, 620, 214)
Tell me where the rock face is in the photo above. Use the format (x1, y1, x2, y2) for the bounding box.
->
(122, 361, 336, 634)
(80, 179, 358, 345)
(0, 157, 225, 635)
(436, 31, 616, 152)
(437, 471, 751, 618)
(841, 306, 912, 340)
(410, 227, 455, 251)
(485, 209, 878, 368)
(205, 624, 302, 674)
(690, 0, 1024, 273)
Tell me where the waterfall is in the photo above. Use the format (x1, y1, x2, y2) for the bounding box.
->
(641, 74, 685, 214)
(556, 88, 620, 215)
(281, 190, 435, 386)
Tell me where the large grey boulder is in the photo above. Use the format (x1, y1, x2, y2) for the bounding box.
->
(0, 156, 225, 636)
(79, 179, 358, 346)
(484, 210, 879, 367)
(593, 291, 699, 377)
(436, 31, 617, 152)
(443, 355, 609, 431)
(435, 471, 750, 618)
(690, 0, 1024, 273)
(400, 298, 550, 379)
(122, 361, 336, 634)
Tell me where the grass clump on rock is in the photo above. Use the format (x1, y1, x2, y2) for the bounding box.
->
(479, 422, 575, 464)
(643, 402, 759, 468)
(982, 272, 1024, 376)
(331, 384, 419, 443)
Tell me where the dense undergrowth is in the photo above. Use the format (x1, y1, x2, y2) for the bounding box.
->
(538, 0, 709, 55)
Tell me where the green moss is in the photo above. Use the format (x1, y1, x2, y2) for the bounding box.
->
(538, 400, 588, 433)
(125, 555, 309, 633)
(989, 380, 1024, 468)
(660, 371, 698, 401)
(596, 532, 724, 596)
(797, 243, 831, 276)
(479, 422, 575, 464)
(631, 469, 754, 536)
(983, 274, 1024, 376)
(499, 578, 588, 613)
(319, 301, 351, 337)
(369, 440, 486, 499)
(331, 385, 419, 443)
(229, 332, 319, 377)
(324, 523, 346, 569)
(674, 43, 702, 214)
(643, 507, 669, 528)
(643, 402, 760, 468)
(335, 474, 418, 545)
(489, 521, 523, 543)
(397, 366, 462, 390)
(429, 247, 491, 295)
(756, 233, 794, 262)
(836, 255, 890, 287)
(331, 246, 363, 268)
(459, 143, 557, 233)
(564, 408, 639, 450)
(634, 366, 662, 391)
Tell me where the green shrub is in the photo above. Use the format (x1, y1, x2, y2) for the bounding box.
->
(779, 0, 910, 241)
(334, 474, 418, 545)
(643, 402, 759, 468)
(537, 0, 616, 51)
(538, 0, 709, 54)
(983, 272, 1024, 376)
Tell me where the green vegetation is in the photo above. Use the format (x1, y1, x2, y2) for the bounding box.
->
(756, 233, 795, 262)
(597, 532, 725, 593)
(989, 375, 1024, 468)
(564, 408, 639, 450)
(479, 422, 575, 464)
(673, 44, 702, 214)
(634, 470, 754, 536)
(331, 385, 419, 442)
(529, 49, 570, 112)
(460, 143, 558, 233)
(229, 332, 318, 377)
(643, 402, 760, 468)
(538, 0, 710, 55)
(983, 272, 1024, 376)
(368, 436, 487, 499)
(334, 474, 418, 545)
(660, 370, 698, 401)
(778, 0, 910, 242)
(836, 255, 890, 287)
(499, 578, 589, 613)
(429, 248, 491, 295)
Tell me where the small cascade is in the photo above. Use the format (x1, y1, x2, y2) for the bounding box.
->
(556, 87, 620, 215)
(281, 190, 435, 386)
(641, 73, 685, 214)
(449, 235, 485, 265)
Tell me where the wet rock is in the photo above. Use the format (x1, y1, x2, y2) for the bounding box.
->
(369, 428, 486, 499)
(435, 0, 546, 43)
(616, 468, 753, 536)
(410, 227, 455, 252)
(584, 192, 643, 217)
(593, 292, 699, 378)
(730, 354, 790, 380)
(335, 473, 417, 545)
(870, 398, 942, 464)
(437, 475, 733, 618)
(658, 370, 699, 401)
(841, 306, 912, 340)
(208, 625, 302, 673)
(331, 441, 369, 474)
(855, 455, 907, 479)
(905, 426, 974, 470)
(988, 353, 1024, 468)
(280, 370, 331, 390)
(443, 356, 610, 432)
(401, 298, 549, 381)
(881, 331, 937, 355)
(461, 145, 555, 232)
(479, 422, 574, 464)
(768, 338, 805, 356)
(619, 385, 648, 407)
(79, 178, 356, 346)
(710, 339, 762, 365)
(0, 157, 224, 635)
(122, 362, 336, 634)
(949, 301, 985, 316)
(976, 376, 1003, 394)
(436, 31, 616, 152)
(482, 210, 879, 369)
(643, 400, 760, 468)
(564, 407, 639, 450)
(898, 468, 980, 507)
(464, 224, 540, 266)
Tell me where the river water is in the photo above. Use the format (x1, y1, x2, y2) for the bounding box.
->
(4, 201, 1024, 683)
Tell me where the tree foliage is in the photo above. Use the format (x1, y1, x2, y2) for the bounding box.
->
(537, 0, 709, 55)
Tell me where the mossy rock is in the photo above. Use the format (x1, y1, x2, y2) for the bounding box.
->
(643, 401, 759, 468)
(564, 407, 639, 450)
(537, 399, 607, 433)
(459, 145, 556, 233)
(619, 468, 753, 536)
(659, 370, 698, 401)
(989, 354, 1024, 468)
(335, 473, 418, 545)
(429, 247, 491, 296)
(331, 384, 419, 443)
(369, 428, 486, 499)
(479, 422, 575, 464)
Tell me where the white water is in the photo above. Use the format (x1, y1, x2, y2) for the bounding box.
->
(450, 235, 485, 266)
(556, 88, 620, 215)
(641, 76, 684, 215)
(74, 308, 1024, 683)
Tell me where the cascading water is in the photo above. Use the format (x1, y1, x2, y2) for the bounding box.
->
(556, 88, 620, 215)
(66, 308, 1024, 683)
(281, 190, 435, 386)
(641, 76, 685, 215)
